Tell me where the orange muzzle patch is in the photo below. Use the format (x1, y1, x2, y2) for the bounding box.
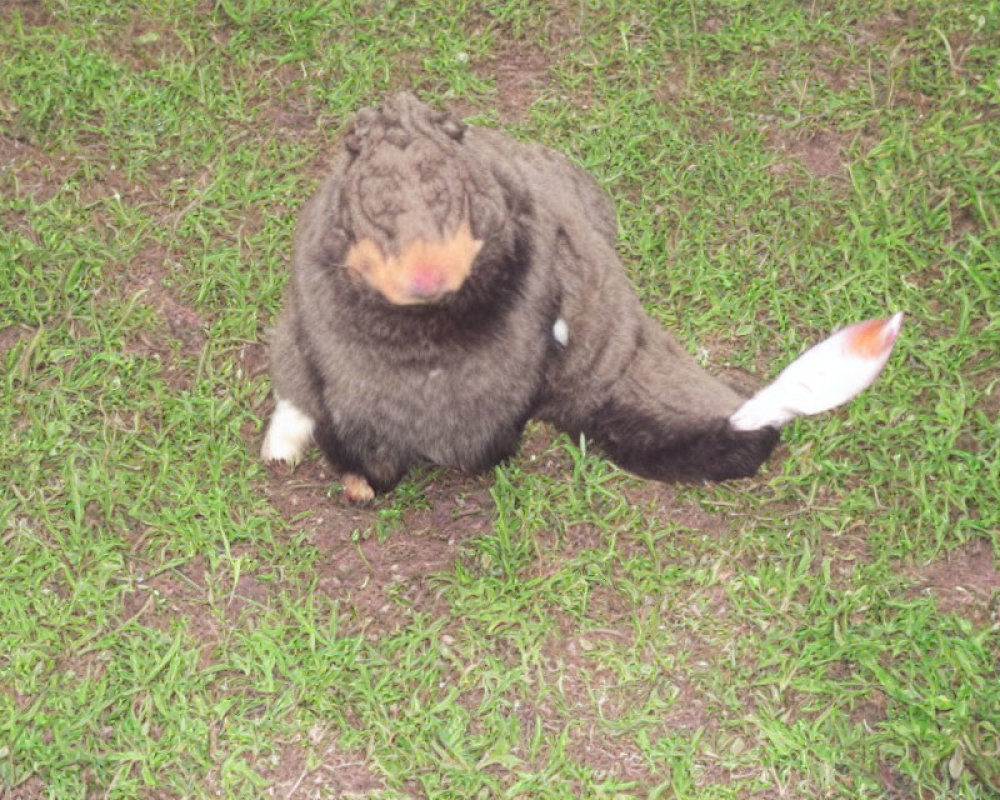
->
(344, 220, 484, 305)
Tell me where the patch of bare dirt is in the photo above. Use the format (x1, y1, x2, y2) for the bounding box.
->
(477, 37, 554, 123)
(463, 3, 590, 124)
(97, 14, 197, 73)
(519, 645, 661, 786)
(909, 538, 1000, 625)
(975, 381, 999, 420)
(123, 248, 207, 348)
(854, 9, 911, 43)
(120, 555, 221, 653)
(0, 134, 78, 206)
(528, 570, 745, 788)
(111, 240, 211, 391)
(766, 128, 849, 180)
(568, 727, 656, 787)
(1, 131, 156, 209)
(621, 478, 730, 535)
(850, 688, 889, 729)
(118, 543, 278, 662)
(262, 454, 496, 635)
(876, 760, 915, 800)
(262, 104, 318, 138)
(0, 0, 54, 28)
(1, 776, 47, 800)
(261, 729, 385, 799)
(0, 324, 32, 356)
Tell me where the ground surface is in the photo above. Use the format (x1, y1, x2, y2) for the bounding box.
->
(1, 1, 999, 799)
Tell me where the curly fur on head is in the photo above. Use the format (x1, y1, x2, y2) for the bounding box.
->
(263, 93, 778, 501)
(338, 94, 508, 278)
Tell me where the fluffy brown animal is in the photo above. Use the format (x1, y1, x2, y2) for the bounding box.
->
(262, 93, 778, 501)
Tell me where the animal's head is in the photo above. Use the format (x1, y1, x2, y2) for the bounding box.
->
(326, 94, 510, 306)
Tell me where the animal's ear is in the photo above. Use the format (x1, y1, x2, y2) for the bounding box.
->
(311, 176, 352, 269)
(414, 96, 465, 142)
(316, 224, 351, 274)
(467, 180, 507, 241)
(466, 165, 534, 248)
(343, 107, 380, 156)
(438, 117, 466, 142)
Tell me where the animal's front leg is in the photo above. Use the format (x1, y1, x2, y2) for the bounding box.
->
(261, 397, 316, 465)
(260, 398, 375, 503)
(312, 418, 410, 503)
(261, 397, 392, 504)
(340, 473, 376, 504)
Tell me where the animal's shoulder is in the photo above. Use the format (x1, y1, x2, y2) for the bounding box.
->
(465, 128, 615, 224)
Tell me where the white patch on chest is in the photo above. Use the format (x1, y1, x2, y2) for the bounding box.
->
(261, 397, 316, 464)
(552, 318, 569, 347)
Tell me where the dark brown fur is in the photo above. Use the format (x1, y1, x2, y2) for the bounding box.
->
(266, 94, 777, 496)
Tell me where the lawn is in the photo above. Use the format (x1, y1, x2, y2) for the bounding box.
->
(1, 1, 998, 798)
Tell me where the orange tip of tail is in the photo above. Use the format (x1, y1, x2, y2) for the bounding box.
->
(845, 311, 904, 358)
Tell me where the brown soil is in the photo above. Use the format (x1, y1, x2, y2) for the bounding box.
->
(909, 538, 1000, 626)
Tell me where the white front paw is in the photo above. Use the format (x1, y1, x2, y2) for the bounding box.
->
(261, 398, 316, 464)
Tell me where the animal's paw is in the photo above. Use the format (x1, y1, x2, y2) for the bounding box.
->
(261, 398, 316, 464)
(342, 473, 376, 504)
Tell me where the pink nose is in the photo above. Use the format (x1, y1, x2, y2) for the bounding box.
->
(410, 267, 445, 298)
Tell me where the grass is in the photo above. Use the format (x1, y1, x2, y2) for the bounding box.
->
(2, 0, 998, 798)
